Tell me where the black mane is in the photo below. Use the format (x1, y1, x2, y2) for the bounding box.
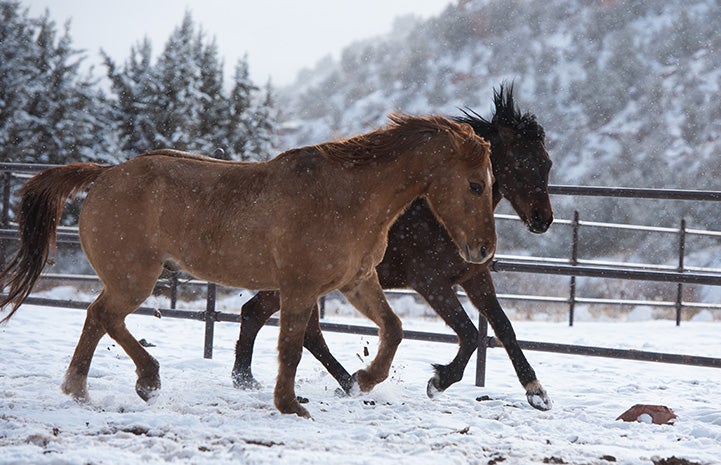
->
(453, 83, 545, 141)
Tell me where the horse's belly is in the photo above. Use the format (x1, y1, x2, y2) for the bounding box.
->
(166, 244, 279, 290)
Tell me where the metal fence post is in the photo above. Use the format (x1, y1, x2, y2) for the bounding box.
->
(676, 218, 686, 326)
(475, 311, 489, 387)
(204, 282, 217, 359)
(569, 210, 580, 326)
(0, 171, 11, 269)
(170, 272, 178, 310)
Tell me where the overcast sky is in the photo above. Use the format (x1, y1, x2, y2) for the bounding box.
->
(25, 0, 453, 86)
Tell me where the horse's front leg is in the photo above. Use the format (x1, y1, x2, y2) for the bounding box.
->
(462, 269, 552, 411)
(275, 290, 315, 418)
(412, 281, 479, 398)
(341, 272, 403, 393)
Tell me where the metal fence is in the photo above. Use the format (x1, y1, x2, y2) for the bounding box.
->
(1, 162, 720, 389)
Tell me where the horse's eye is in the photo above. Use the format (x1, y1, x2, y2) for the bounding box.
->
(469, 181, 485, 196)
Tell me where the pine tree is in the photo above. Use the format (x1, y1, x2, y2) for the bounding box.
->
(226, 57, 258, 160)
(0, 1, 105, 164)
(103, 38, 159, 156)
(196, 37, 228, 156)
(153, 12, 202, 151)
(0, 1, 36, 162)
(246, 80, 278, 161)
(104, 12, 238, 158)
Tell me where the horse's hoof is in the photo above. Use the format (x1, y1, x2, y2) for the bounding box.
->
(136, 378, 161, 402)
(350, 370, 375, 393)
(60, 376, 90, 404)
(525, 380, 552, 411)
(276, 399, 312, 418)
(294, 406, 312, 419)
(61, 382, 89, 403)
(334, 388, 349, 398)
(338, 374, 354, 395)
(426, 376, 444, 399)
(232, 372, 262, 390)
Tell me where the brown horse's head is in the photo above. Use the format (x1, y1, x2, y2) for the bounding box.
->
(419, 117, 496, 264)
(455, 84, 553, 234)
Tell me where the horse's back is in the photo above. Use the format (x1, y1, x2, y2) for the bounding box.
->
(78, 154, 281, 286)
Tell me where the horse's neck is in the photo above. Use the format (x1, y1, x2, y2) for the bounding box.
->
(492, 183, 503, 209)
(350, 146, 441, 229)
(478, 128, 504, 209)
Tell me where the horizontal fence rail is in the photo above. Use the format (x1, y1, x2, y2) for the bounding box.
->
(1, 162, 720, 390)
(8, 295, 721, 371)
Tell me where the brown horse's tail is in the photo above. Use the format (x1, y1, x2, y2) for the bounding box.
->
(0, 163, 106, 323)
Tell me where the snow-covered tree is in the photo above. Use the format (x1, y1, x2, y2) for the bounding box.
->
(246, 80, 278, 161)
(0, 1, 105, 164)
(103, 12, 275, 161)
(103, 38, 158, 157)
(225, 57, 258, 160)
(196, 37, 227, 154)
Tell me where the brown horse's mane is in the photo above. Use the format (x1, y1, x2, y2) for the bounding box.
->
(300, 113, 479, 166)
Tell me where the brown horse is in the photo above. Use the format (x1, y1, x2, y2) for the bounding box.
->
(231, 85, 555, 410)
(0, 113, 496, 418)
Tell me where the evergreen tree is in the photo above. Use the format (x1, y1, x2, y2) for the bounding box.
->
(246, 80, 278, 161)
(153, 12, 203, 151)
(0, 1, 36, 162)
(196, 37, 228, 155)
(225, 57, 258, 160)
(0, 1, 105, 164)
(103, 12, 262, 159)
(103, 38, 158, 156)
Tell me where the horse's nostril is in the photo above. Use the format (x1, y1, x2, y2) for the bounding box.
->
(480, 245, 487, 258)
(531, 209, 543, 223)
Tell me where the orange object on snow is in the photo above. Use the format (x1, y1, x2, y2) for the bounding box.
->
(616, 404, 678, 425)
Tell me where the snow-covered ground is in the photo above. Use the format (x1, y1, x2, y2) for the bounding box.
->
(1, 299, 720, 465)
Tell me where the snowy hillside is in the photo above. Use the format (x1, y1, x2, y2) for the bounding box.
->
(276, 0, 721, 239)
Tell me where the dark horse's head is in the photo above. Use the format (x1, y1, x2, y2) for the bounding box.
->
(454, 84, 553, 233)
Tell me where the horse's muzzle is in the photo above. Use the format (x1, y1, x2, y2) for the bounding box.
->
(528, 208, 553, 234)
(462, 242, 495, 264)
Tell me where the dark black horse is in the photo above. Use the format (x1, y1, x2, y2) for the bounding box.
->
(232, 84, 554, 410)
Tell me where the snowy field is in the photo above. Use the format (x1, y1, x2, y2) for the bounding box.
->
(1, 300, 720, 465)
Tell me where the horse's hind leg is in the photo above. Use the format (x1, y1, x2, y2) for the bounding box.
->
(63, 285, 162, 402)
(413, 282, 479, 398)
(61, 291, 110, 401)
(78, 261, 163, 401)
(232, 290, 280, 389)
(463, 270, 552, 411)
(340, 273, 403, 393)
(98, 290, 162, 401)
